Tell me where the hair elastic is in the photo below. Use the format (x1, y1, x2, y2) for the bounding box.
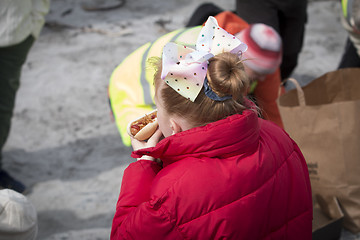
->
(203, 77, 232, 101)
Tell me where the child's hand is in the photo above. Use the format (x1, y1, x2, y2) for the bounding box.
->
(131, 128, 163, 152)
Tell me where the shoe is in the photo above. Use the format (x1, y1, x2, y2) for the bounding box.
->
(0, 170, 26, 194)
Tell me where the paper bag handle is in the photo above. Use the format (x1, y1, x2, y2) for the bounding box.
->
(282, 78, 306, 106)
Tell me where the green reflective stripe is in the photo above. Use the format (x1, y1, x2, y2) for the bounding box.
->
(342, 0, 349, 17)
(249, 81, 258, 94)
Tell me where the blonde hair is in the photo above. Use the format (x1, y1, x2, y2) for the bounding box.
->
(153, 52, 253, 128)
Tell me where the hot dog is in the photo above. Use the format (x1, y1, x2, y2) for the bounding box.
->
(127, 110, 158, 141)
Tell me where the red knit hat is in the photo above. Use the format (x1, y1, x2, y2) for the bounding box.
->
(235, 23, 282, 74)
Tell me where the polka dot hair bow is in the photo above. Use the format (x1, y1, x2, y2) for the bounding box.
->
(161, 16, 248, 102)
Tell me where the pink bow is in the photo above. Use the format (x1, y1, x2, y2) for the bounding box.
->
(161, 16, 248, 102)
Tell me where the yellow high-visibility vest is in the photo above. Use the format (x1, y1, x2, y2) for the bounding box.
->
(108, 27, 201, 146)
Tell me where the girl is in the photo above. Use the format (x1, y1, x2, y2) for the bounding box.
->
(111, 17, 312, 240)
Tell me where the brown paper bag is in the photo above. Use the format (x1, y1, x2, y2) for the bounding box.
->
(278, 68, 360, 233)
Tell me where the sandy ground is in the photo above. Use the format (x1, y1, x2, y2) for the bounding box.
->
(2, 0, 359, 239)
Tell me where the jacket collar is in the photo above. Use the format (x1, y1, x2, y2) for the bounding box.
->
(132, 109, 260, 167)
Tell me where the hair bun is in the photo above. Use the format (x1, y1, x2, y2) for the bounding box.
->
(207, 52, 250, 100)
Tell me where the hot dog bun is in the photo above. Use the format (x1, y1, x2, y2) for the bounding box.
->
(127, 110, 158, 141)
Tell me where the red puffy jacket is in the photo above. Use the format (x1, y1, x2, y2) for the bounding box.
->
(111, 109, 312, 239)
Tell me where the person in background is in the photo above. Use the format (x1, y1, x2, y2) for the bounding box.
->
(191, 9, 284, 128)
(0, 189, 38, 240)
(0, 0, 50, 193)
(338, 0, 360, 68)
(235, 22, 283, 128)
(111, 16, 312, 240)
(235, 0, 307, 79)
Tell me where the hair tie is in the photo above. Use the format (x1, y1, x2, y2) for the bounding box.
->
(203, 77, 232, 101)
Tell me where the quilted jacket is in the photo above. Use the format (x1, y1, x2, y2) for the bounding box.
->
(111, 109, 312, 239)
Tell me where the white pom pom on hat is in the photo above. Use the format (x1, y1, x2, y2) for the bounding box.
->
(0, 189, 37, 240)
(235, 23, 282, 74)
